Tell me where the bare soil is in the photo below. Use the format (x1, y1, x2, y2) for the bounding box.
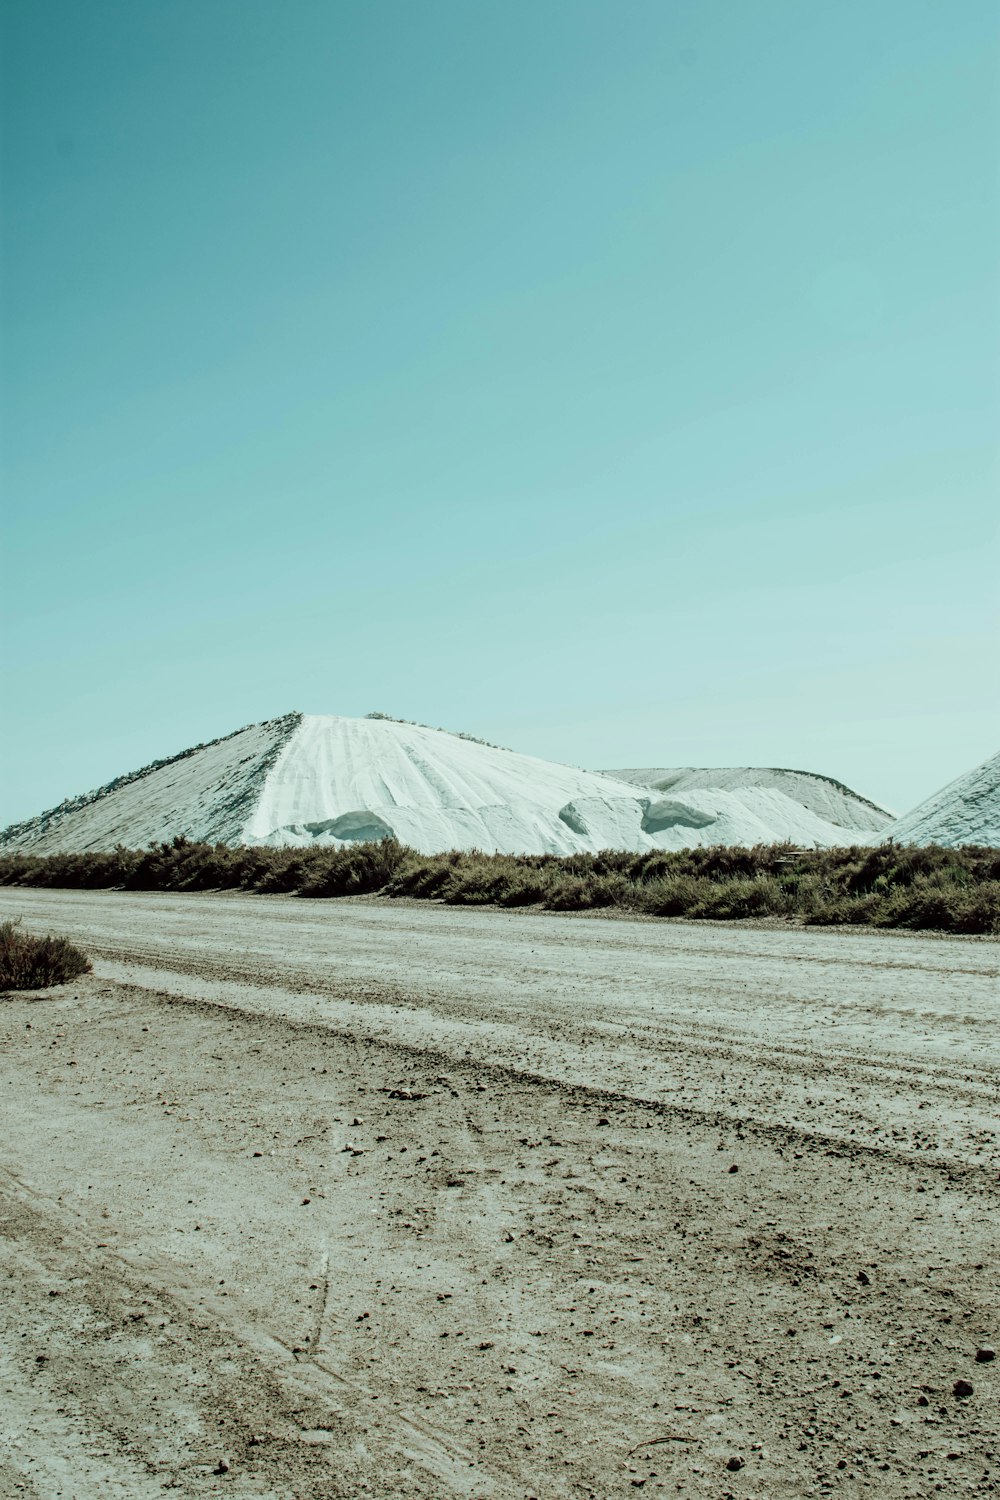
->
(0, 888, 997, 1499)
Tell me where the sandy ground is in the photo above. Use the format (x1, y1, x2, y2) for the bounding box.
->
(0, 889, 997, 1500)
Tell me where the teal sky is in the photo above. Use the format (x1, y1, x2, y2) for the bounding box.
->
(2, 0, 998, 826)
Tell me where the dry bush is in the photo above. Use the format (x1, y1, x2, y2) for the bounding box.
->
(295, 838, 408, 897)
(1, 839, 997, 934)
(0, 921, 91, 992)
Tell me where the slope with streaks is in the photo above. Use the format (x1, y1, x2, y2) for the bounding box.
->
(248, 716, 868, 854)
(884, 751, 1000, 847)
(607, 766, 890, 832)
(248, 715, 646, 855)
(0, 715, 302, 855)
(1, 713, 884, 857)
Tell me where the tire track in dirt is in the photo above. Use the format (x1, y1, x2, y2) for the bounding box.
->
(0, 1135, 514, 1497)
(2, 889, 997, 1498)
(90, 955, 1000, 1195)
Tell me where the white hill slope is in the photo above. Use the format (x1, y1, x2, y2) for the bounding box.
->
(2, 713, 887, 857)
(885, 750, 1000, 848)
(606, 766, 891, 832)
(0, 715, 301, 855)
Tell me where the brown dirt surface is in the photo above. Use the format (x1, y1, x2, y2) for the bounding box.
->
(0, 888, 997, 1498)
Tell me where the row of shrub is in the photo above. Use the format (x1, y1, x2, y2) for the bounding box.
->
(1, 838, 998, 934)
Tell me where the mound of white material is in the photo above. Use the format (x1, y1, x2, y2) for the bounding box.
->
(1, 713, 884, 857)
(247, 717, 868, 853)
(247, 716, 647, 855)
(1, 715, 301, 855)
(608, 766, 890, 831)
(883, 751, 1000, 848)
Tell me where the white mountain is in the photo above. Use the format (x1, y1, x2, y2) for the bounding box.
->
(1, 713, 886, 857)
(883, 751, 1000, 848)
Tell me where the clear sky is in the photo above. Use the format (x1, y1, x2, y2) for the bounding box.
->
(2, 0, 998, 826)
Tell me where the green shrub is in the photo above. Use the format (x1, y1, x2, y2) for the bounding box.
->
(386, 855, 455, 900)
(805, 890, 882, 926)
(296, 837, 407, 897)
(0, 921, 91, 991)
(688, 875, 793, 920)
(1, 839, 997, 935)
(635, 874, 697, 916)
(544, 875, 597, 910)
(547, 873, 628, 909)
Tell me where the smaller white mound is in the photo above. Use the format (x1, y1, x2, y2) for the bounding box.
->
(635, 786, 861, 851)
(607, 765, 890, 832)
(882, 751, 1000, 848)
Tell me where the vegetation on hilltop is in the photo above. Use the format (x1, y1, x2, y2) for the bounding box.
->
(364, 711, 512, 752)
(0, 840, 997, 935)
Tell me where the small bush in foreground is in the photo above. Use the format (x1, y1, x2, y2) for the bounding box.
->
(0, 921, 91, 991)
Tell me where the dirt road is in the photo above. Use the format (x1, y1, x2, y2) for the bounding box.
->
(1, 889, 997, 1498)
